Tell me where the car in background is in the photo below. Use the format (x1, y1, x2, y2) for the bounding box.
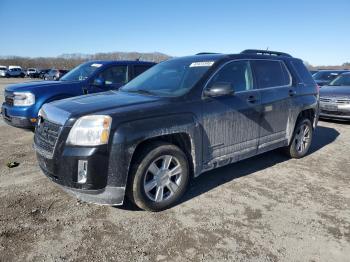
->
(44, 69, 69, 80)
(313, 70, 349, 86)
(38, 69, 51, 79)
(1, 60, 156, 129)
(0, 66, 7, 77)
(319, 72, 350, 120)
(26, 68, 39, 78)
(309, 70, 318, 75)
(5, 66, 25, 78)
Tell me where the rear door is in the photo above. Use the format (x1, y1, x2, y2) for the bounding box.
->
(251, 59, 294, 153)
(201, 60, 262, 166)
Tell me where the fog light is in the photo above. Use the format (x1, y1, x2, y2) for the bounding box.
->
(77, 160, 88, 184)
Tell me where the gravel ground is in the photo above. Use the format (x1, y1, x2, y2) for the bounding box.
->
(0, 78, 349, 262)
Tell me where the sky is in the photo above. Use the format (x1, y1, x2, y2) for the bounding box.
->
(0, 0, 349, 66)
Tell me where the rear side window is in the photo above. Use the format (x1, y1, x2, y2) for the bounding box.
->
(133, 65, 153, 78)
(291, 60, 315, 85)
(252, 60, 291, 88)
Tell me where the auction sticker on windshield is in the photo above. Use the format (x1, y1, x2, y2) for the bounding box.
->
(189, 61, 215, 67)
(91, 63, 103, 68)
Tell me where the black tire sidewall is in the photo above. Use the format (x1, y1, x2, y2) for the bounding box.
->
(130, 143, 189, 211)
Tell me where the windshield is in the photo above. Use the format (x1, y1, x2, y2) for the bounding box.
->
(60, 62, 103, 81)
(313, 71, 344, 81)
(329, 74, 350, 86)
(120, 58, 216, 97)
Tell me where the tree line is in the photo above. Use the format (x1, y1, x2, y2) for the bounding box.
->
(0, 51, 171, 70)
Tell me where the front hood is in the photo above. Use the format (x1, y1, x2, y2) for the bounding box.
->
(43, 91, 162, 123)
(320, 86, 350, 97)
(5, 80, 79, 93)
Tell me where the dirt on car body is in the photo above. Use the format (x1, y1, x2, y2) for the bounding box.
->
(0, 78, 350, 261)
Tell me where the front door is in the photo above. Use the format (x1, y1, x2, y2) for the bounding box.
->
(201, 60, 262, 167)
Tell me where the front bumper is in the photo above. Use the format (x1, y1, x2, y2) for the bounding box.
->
(319, 103, 350, 120)
(35, 142, 126, 206)
(62, 186, 125, 206)
(319, 111, 350, 120)
(1, 103, 36, 128)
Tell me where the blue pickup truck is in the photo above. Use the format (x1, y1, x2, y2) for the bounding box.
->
(1, 60, 155, 129)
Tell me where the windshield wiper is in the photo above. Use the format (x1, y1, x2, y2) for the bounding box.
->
(125, 89, 156, 96)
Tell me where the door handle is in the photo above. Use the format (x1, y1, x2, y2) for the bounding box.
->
(289, 89, 296, 97)
(247, 95, 257, 103)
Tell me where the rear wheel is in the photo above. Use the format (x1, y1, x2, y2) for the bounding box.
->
(128, 142, 189, 211)
(285, 118, 313, 158)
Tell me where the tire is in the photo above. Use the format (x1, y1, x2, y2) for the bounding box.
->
(285, 118, 313, 158)
(128, 142, 189, 211)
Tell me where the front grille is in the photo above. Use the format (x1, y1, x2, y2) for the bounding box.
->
(320, 97, 350, 104)
(320, 97, 331, 103)
(34, 118, 62, 156)
(336, 98, 350, 104)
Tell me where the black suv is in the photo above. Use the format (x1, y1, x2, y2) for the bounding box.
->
(34, 50, 319, 211)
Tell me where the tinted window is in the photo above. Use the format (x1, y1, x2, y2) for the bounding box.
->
(291, 60, 315, 85)
(209, 60, 253, 92)
(253, 60, 291, 88)
(134, 65, 152, 78)
(98, 65, 128, 85)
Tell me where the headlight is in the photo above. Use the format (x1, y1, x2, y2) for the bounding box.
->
(66, 115, 112, 146)
(13, 92, 35, 106)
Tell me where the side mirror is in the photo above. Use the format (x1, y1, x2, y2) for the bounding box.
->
(93, 77, 105, 87)
(204, 82, 234, 97)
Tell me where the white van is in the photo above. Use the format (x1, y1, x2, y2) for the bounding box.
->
(0, 65, 7, 77)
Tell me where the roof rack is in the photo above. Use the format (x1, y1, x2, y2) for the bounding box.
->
(241, 49, 292, 58)
(196, 52, 221, 55)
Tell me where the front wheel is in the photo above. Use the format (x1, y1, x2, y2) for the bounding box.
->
(128, 142, 189, 211)
(285, 118, 313, 158)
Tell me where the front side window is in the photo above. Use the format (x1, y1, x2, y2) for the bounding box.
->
(253, 60, 291, 88)
(207, 60, 253, 92)
(98, 65, 128, 85)
(121, 57, 217, 97)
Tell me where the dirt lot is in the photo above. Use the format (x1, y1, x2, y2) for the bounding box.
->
(0, 78, 349, 262)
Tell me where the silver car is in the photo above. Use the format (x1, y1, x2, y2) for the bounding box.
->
(319, 73, 350, 120)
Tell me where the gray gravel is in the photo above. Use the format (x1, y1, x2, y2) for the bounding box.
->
(0, 78, 349, 262)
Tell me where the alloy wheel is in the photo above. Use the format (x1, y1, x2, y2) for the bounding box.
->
(143, 155, 183, 203)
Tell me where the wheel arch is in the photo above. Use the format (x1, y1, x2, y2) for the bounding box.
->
(107, 114, 202, 190)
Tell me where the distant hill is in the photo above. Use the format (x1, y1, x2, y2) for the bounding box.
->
(0, 51, 171, 69)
